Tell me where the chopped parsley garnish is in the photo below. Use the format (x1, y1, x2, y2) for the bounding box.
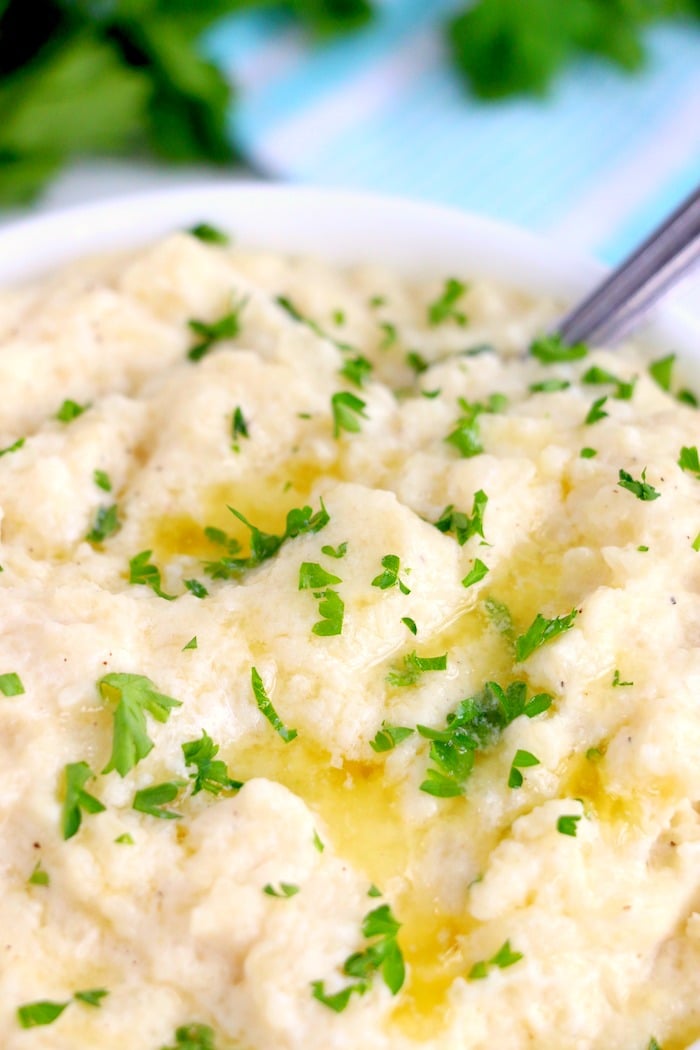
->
(387, 651, 447, 688)
(468, 940, 523, 980)
(251, 667, 297, 743)
(276, 295, 354, 354)
(421, 388, 441, 399)
(402, 616, 418, 635)
(370, 722, 415, 753)
(182, 730, 243, 795)
(428, 278, 468, 327)
(417, 680, 552, 797)
(584, 395, 608, 425)
(161, 1022, 218, 1050)
(369, 295, 386, 309)
(368, 884, 382, 898)
(115, 833, 134, 844)
(263, 882, 300, 898)
(515, 609, 577, 662)
(311, 903, 405, 1012)
(299, 562, 342, 590)
(133, 780, 185, 820)
(508, 749, 540, 788)
(406, 350, 429, 374)
(678, 388, 698, 407)
(203, 501, 329, 579)
(231, 406, 249, 451)
(332, 309, 345, 326)
(188, 222, 229, 245)
(582, 365, 635, 400)
(310, 588, 345, 637)
(530, 333, 587, 363)
(529, 378, 570, 393)
(445, 396, 505, 458)
(129, 550, 175, 600)
(93, 469, 112, 492)
(638, 545, 649, 552)
(183, 636, 198, 651)
(0, 672, 24, 696)
(17, 1000, 69, 1028)
(648, 353, 674, 392)
(612, 669, 633, 687)
(580, 447, 597, 459)
(184, 578, 208, 599)
(647, 1039, 662, 1050)
(378, 321, 398, 349)
(557, 814, 581, 836)
(99, 672, 182, 777)
(62, 761, 105, 840)
(617, 468, 660, 501)
(86, 504, 120, 544)
(313, 829, 325, 852)
(321, 542, 347, 559)
(678, 445, 700, 477)
(74, 989, 109, 1007)
(483, 595, 514, 636)
(371, 554, 410, 595)
(462, 558, 489, 588)
(435, 489, 488, 545)
(331, 391, 367, 436)
(0, 436, 25, 457)
(693, 533, 700, 552)
(56, 399, 88, 422)
(340, 354, 373, 388)
(188, 298, 247, 362)
(28, 861, 49, 886)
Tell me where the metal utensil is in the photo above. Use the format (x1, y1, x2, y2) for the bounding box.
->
(557, 183, 700, 347)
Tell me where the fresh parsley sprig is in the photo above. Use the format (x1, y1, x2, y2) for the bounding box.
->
(99, 673, 182, 777)
(312, 903, 405, 1012)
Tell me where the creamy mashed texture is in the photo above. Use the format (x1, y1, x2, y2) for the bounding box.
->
(1, 231, 700, 1050)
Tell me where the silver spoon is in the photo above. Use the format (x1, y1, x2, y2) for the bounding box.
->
(557, 183, 700, 347)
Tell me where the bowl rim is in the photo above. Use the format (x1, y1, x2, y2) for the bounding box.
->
(0, 180, 697, 373)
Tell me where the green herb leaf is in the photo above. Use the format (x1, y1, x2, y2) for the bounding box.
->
(406, 350, 429, 374)
(183, 636, 198, 651)
(530, 334, 587, 363)
(133, 780, 185, 820)
(115, 833, 134, 844)
(428, 278, 468, 326)
(649, 353, 675, 392)
(483, 596, 514, 636)
(508, 748, 540, 788)
(557, 814, 581, 836)
(401, 616, 418, 635)
(0, 671, 24, 696)
(612, 669, 633, 687)
(378, 321, 398, 349)
(313, 829, 325, 853)
(203, 501, 329, 579)
(462, 558, 489, 588)
(188, 297, 247, 362)
(62, 761, 105, 840)
(370, 721, 415, 753)
(74, 988, 108, 1007)
(0, 436, 25, 457)
(693, 533, 700, 552)
(93, 469, 112, 492)
(679, 445, 700, 477)
(231, 406, 249, 451)
(617, 468, 660, 501)
(56, 399, 88, 422)
(371, 553, 410, 595)
(86, 504, 120, 544)
(321, 542, 348, 559)
(435, 489, 488, 545)
(99, 673, 182, 777)
(312, 589, 345, 637)
(299, 562, 342, 590)
(263, 882, 300, 898)
(584, 395, 609, 424)
(340, 354, 373, 388)
(490, 939, 524, 969)
(184, 578, 208, 599)
(161, 1021, 218, 1050)
(444, 395, 504, 458)
(529, 378, 570, 392)
(188, 223, 229, 245)
(582, 364, 635, 400)
(310, 981, 360, 1013)
(580, 447, 597, 459)
(182, 730, 243, 796)
(331, 391, 368, 436)
(515, 609, 577, 662)
(128, 550, 175, 600)
(387, 651, 448, 687)
(251, 667, 297, 743)
(28, 861, 49, 886)
(17, 999, 69, 1028)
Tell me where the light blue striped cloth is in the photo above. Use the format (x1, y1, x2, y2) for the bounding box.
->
(204, 0, 700, 266)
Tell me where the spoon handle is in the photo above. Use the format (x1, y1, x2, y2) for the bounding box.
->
(557, 183, 700, 347)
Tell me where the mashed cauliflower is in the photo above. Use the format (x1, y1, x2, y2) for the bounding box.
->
(1, 229, 699, 1050)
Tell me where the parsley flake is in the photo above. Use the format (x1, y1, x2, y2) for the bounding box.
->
(515, 609, 577, 662)
(203, 502, 329, 579)
(462, 558, 489, 588)
(17, 1000, 69, 1028)
(251, 667, 297, 743)
(648, 353, 675, 392)
(402, 616, 418, 635)
(184, 578, 208, 599)
(617, 468, 660, 501)
(86, 504, 120, 544)
(188, 297, 247, 362)
(612, 669, 633, 687)
(508, 749, 540, 788)
(340, 354, 373, 388)
(406, 350, 429, 374)
(129, 550, 175, 600)
(370, 722, 415, 753)
(133, 780, 186, 820)
(435, 489, 488, 545)
(263, 882, 300, 898)
(445, 396, 504, 458)
(311, 588, 345, 637)
(584, 395, 609, 425)
(74, 989, 109, 1007)
(331, 391, 367, 436)
(371, 554, 410, 595)
(0, 436, 25, 457)
(56, 399, 88, 422)
(378, 321, 398, 349)
(231, 406, 249, 451)
(115, 833, 134, 844)
(529, 378, 570, 393)
(93, 469, 112, 492)
(28, 861, 49, 886)
(387, 651, 447, 688)
(580, 447, 597, 459)
(182, 730, 242, 795)
(557, 814, 581, 837)
(530, 333, 587, 363)
(312, 903, 405, 1012)
(313, 829, 325, 852)
(99, 673, 182, 777)
(428, 278, 468, 326)
(161, 1022, 218, 1050)
(0, 672, 24, 696)
(188, 222, 229, 245)
(321, 541, 348, 559)
(299, 562, 342, 590)
(679, 445, 700, 477)
(62, 761, 105, 840)
(582, 364, 635, 400)
(693, 533, 700, 552)
(468, 940, 523, 980)
(183, 636, 198, 651)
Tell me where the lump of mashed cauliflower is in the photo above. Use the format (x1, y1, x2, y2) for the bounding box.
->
(1, 227, 699, 1050)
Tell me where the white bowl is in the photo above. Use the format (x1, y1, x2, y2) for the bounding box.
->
(0, 182, 698, 380)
